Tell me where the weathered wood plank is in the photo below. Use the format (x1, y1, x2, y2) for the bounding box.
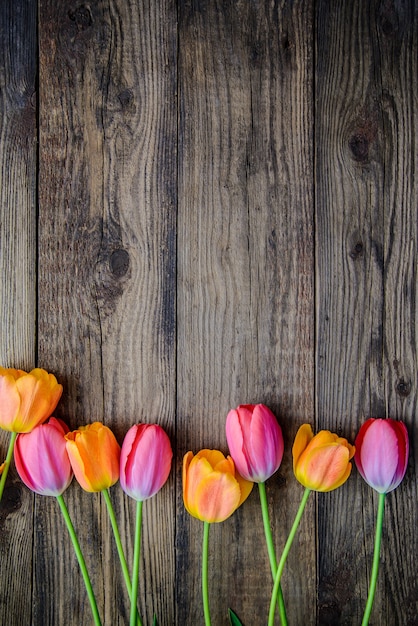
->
(177, 1, 314, 623)
(316, 1, 418, 623)
(0, 1, 37, 624)
(38, 1, 177, 624)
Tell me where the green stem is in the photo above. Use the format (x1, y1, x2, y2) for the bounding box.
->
(268, 487, 311, 626)
(56, 494, 102, 626)
(361, 492, 386, 626)
(0, 431, 17, 504)
(130, 500, 144, 626)
(202, 521, 211, 626)
(258, 482, 288, 626)
(102, 490, 141, 626)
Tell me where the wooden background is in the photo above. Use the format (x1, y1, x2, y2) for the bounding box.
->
(0, 1, 417, 624)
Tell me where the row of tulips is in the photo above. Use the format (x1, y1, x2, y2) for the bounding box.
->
(0, 367, 410, 625)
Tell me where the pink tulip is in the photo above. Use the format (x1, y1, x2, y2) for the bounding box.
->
(226, 404, 284, 482)
(355, 418, 409, 493)
(14, 417, 73, 496)
(120, 424, 173, 501)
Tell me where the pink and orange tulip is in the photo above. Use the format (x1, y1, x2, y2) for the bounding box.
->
(183, 449, 253, 523)
(0, 367, 63, 433)
(355, 418, 408, 493)
(65, 422, 120, 492)
(14, 417, 73, 496)
(226, 403, 284, 482)
(293, 424, 355, 492)
(120, 424, 172, 501)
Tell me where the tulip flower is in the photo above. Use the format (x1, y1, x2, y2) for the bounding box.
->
(65, 422, 120, 492)
(0, 366, 63, 503)
(65, 421, 138, 623)
(226, 404, 284, 482)
(226, 404, 287, 624)
(0, 367, 63, 433)
(14, 417, 101, 625)
(268, 424, 355, 626)
(183, 449, 253, 626)
(355, 418, 409, 626)
(14, 417, 73, 496)
(355, 418, 408, 494)
(293, 423, 355, 491)
(120, 424, 173, 501)
(120, 424, 173, 626)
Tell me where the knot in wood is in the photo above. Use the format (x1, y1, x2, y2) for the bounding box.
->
(396, 378, 411, 398)
(110, 249, 130, 278)
(349, 242, 364, 260)
(348, 133, 369, 161)
(68, 5, 93, 32)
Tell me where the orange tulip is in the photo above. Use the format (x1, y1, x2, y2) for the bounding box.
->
(0, 367, 63, 433)
(65, 422, 120, 492)
(183, 449, 253, 523)
(292, 424, 355, 492)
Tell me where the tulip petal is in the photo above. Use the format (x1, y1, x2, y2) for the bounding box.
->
(14, 417, 73, 496)
(359, 420, 399, 493)
(184, 455, 215, 518)
(123, 425, 172, 500)
(66, 422, 120, 492)
(296, 443, 351, 491)
(0, 374, 21, 430)
(250, 405, 284, 480)
(234, 470, 254, 506)
(193, 471, 241, 522)
(292, 424, 313, 470)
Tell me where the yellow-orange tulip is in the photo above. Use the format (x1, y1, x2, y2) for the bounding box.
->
(0, 367, 63, 433)
(65, 422, 120, 492)
(183, 449, 253, 523)
(292, 424, 355, 492)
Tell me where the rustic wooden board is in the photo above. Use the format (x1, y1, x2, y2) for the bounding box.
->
(37, 1, 177, 624)
(177, 1, 314, 624)
(0, 1, 37, 624)
(1, 0, 418, 624)
(316, 1, 418, 624)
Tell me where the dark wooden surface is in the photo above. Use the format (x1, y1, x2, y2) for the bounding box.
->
(0, 1, 417, 624)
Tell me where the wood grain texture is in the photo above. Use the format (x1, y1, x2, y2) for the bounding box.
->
(1, 0, 418, 624)
(177, 1, 314, 623)
(0, 1, 37, 624)
(37, 1, 177, 624)
(316, 1, 418, 623)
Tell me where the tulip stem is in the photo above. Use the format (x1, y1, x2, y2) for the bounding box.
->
(102, 490, 141, 626)
(258, 482, 288, 626)
(130, 500, 144, 626)
(361, 492, 386, 626)
(56, 494, 102, 626)
(202, 521, 212, 626)
(268, 487, 311, 626)
(0, 431, 17, 504)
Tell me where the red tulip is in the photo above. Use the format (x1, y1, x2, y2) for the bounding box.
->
(120, 424, 172, 501)
(355, 418, 408, 493)
(14, 417, 73, 496)
(226, 404, 284, 482)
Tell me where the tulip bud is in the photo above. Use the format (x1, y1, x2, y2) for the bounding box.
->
(354, 418, 408, 493)
(293, 424, 355, 492)
(0, 367, 63, 433)
(120, 424, 172, 501)
(226, 403, 284, 482)
(183, 449, 253, 523)
(14, 417, 73, 496)
(65, 422, 120, 492)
